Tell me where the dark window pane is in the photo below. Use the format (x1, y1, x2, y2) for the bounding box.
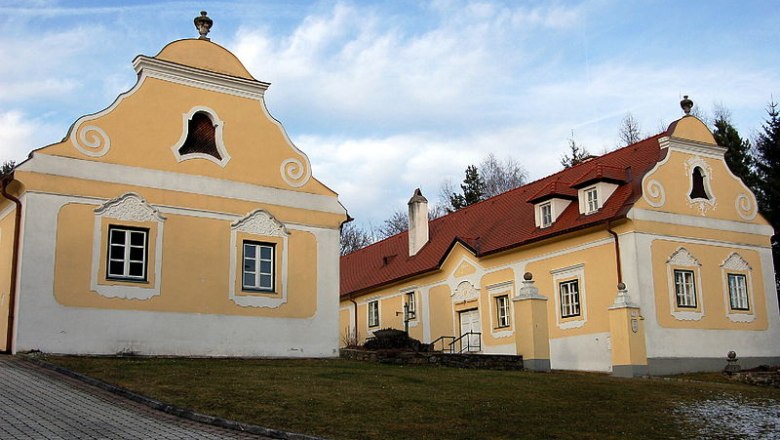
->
(690, 167, 709, 200)
(260, 274, 272, 289)
(129, 262, 144, 277)
(129, 247, 144, 261)
(243, 273, 255, 287)
(244, 244, 256, 258)
(109, 261, 124, 276)
(110, 230, 125, 245)
(260, 260, 272, 274)
(243, 260, 254, 272)
(260, 246, 272, 260)
(110, 245, 124, 259)
(130, 231, 145, 246)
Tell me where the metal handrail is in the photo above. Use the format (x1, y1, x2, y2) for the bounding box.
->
(450, 331, 482, 353)
(430, 335, 456, 353)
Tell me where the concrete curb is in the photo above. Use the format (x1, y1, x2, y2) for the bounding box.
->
(20, 355, 330, 440)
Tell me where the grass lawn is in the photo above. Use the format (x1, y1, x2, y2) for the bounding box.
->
(44, 356, 779, 440)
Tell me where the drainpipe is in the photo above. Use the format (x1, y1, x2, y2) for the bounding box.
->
(349, 295, 359, 345)
(1, 173, 22, 355)
(606, 220, 622, 284)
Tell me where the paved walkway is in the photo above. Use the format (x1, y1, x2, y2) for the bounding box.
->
(0, 356, 269, 439)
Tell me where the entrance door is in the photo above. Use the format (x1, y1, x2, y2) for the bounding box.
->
(458, 309, 481, 352)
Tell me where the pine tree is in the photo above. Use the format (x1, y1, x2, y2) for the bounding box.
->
(754, 100, 780, 288)
(449, 165, 484, 210)
(713, 109, 758, 192)
(560, 136, 590, 168)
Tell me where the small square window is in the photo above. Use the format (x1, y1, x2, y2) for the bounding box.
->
(496, 295, 510, 328)
(106, 226, 148, 281)
(368, 300, 379, 327)
(727, 273, 749, 311)
(559, 280, 580, 318)
(242, 241, 275, 292)
(585, 187, 598, 214)
(540, 202, 553, 228)
(674, 269, 697, 308)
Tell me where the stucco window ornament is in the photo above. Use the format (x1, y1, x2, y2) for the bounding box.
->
(551, 264, 587, 330)
(452, 281, 479, 303)
(171, 106, 231, 167)
(71, 123, 111, 158)
(91, 193, 165, 300)
(684, 156, 716, 216)
(720, 253, 755, 323)
(229, 209, 289, 308)
(666, 247, 704, 321)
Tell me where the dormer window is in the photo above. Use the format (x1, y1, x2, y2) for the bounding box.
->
(540, 202, 553, 228)
(585, 187, 598, 214)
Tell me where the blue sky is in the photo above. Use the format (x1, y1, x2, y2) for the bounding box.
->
(1, 0, 778, 227)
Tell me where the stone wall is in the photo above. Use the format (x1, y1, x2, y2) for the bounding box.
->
(339, 349, 523, 370)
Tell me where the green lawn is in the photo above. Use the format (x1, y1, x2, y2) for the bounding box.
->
(43, 356, 779, 440)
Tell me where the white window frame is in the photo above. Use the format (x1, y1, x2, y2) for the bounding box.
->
(368, 300, 380, 328)
(540, 202, 552, 228)
(405, 291, 417, 320)
(727, 273, 749, 311)
(551, 264, 587, 329)
(585, 187, 599, 214)
(496, 295, 511, 328)
(559, 279, 581, 318)
(242, 241, 275, 292)
(106, 226, 148, 281)
(720, 253, 755, 322)
(665, 247, 704, 321)
(673, 269, 697, 308)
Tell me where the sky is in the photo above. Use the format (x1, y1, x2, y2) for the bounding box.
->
(1, 0, 779, 228)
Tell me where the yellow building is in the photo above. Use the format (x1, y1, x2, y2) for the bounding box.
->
(341, 101, 780, 376)
(0, 13, 347, 356)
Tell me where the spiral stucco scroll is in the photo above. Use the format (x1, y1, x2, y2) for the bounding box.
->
(71, 124, 111, 157)
(643, 179, 666, 208)
(735, 193, 758, 220)
(280, 158, 311, 187)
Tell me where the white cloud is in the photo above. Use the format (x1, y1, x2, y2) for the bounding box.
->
(0, 110, 59, 164)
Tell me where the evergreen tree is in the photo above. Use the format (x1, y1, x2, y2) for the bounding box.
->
(754, 100, 780, 288)
(1, 160, 15, 179)
(712, 109, 758, 192)
(560, 136, 591, 168)
(449, 165, 484, 210)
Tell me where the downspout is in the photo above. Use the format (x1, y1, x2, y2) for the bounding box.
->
(349, 295, 359, 345)
(1, 173, 22, 354)
(606, 220, 622, 285)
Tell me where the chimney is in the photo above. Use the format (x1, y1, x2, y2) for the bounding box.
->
(408, 188, 429, 256)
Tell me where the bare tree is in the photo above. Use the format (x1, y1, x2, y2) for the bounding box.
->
(376, 209, 408, 239)
(1, 160, 15, 179)
(479, 153, 527, 198)
(618, 113, 642, 147)
(340, 222, 375, 256)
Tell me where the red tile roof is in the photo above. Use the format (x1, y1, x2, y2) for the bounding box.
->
(341, 133, 666, 298)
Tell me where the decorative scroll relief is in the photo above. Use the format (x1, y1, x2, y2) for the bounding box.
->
(452, 281, 479, 303)
(735, 193, 758, 221)
(666, 247, 700, 267)
(643, 179, 666, 208)
(71, 124, 111, 157)
(684, 156, 716, 216)
(231, 209, 288, 237)
(721, 253, 751, 271)
(94, 193, 166, 222)
(280, 158, 311, 188)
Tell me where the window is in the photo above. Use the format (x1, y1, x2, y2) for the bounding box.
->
(107, 226, 148, 281)
(242, 241, 275, 292)
(585, 187, 598, 213)
(674, 269, 697, 308)
(727, 274, 749, 310)
(540, 202, 552, 228)
(405, 292, 416, 320)
(496, 295, 510, 328)
(559, 280, 580, 318)
(179, 111, 221, 160)
(689, 167, 709, 200)
(368, 300, 379, 327)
